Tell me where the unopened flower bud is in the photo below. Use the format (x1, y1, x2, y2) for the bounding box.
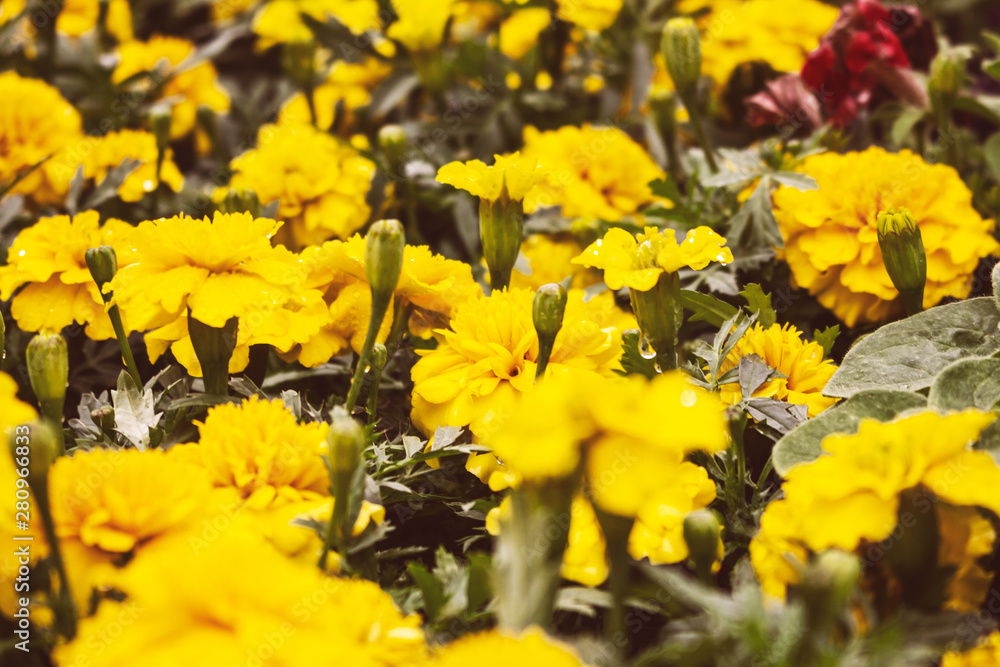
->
(532, 284, 567, 380)
(683, 509, 721, 583)
(370, 343, 388, 374)
(282, 40, 317, 89)
(27, 332, 68, 420)
(10, 421, 59, 486)
(85, 245, 118, 302)
(877, 208, 926, 316)
(378, 124, 407, 177)
(90, 405, 116, 435)
(221, 188, 261, 217)
(929, 49, 967, 99)
(799, 549, 860, 630)
(326, 406, 365, 478)
(150, 106, 172, 154)
(661, 18, 702, 96)
(365, 219, 406, 300)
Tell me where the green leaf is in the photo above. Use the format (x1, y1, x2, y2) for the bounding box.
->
(772, 390, 928, 475)
(824, 298, 1000, 398)
(649, 176, 684, 203)
(984, 31, 1000, 83)
(813, 325, 840, 359)
(82, 158, 142, 210)
(770, 171, 818, 191)
(407, 562, 445, 622)
(927, 358, 1000, 410)
(466, 552, 493, 612)
(728, 177, 784, 249)
(890, 107, 927, 147)
(680, 289, 739, 326)
(744, 398, 807, 436)
(112, 370, 163, 450)
(739, 284, 776, 328)
(985, 133, 1000, 183)
(738, 354, 774, 398)
(619, 329, 657, 379)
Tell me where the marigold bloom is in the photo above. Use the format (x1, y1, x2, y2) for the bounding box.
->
(437, 152, 544, 202)
(0, 211, 134, 339)
(937, 504, 996, 612)
(49, 448, 213, 607)
(574, 226, 733, 292)
(488, 371, 728, 517)
(676, 0, 837, 85)
(555, 0, 622, 32)
(109, 212, 329, 375)
(55, 530, 428, 667)
(113, 36, 230, 140)
(717, 322, 838, 417)
(252, 0, 382, 50)
(224, 123, 376, 248)
(0, 0, 132, 41)
(429, 628, 585, 666)
(282, 235, 481, 366)
(50, 129, 184, 203)
(750, 410, 1000, 598)
(498, 8, 550, 59)
(409, 288, 630, 437)
(279, 57, 392, 130)
(942, 632, 1000, 667)
(521, 125, 666, 220)
(387, 0, 455, 52)
(509, 234, 601, 291)
(169, 397, 384, 565)
(773, 148, 999, 327)
(0, 371, 35, 436)
(0, 72, 83, 205)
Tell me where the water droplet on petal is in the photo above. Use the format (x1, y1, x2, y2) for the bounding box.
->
(638, 335, 656, 360)
(680, 390, 697, 407)
(18, 249, 26, 257)
(142, 180, 156, 192)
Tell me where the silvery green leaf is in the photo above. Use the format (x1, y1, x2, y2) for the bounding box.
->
(112, 371, 162, 450)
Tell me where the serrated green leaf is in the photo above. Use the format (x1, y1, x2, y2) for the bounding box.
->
(407, 562, 445, 622)
(891, 106, 927, 147)
(739, 284, 776, 328)
(680, 289, 739, 327)
(738, 354, 773, 398)
(813, 325, 840, 359)
(728, 177, 783, 249)
(619, 329, 657, 378)
(772, 390, 928, 475)
(770, 171, 818, 191)
(825, 298, 1000, 398)
(744, 398, 807, 435)
(649, 176, 684, 203)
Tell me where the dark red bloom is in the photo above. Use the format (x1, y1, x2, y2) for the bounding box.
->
(745, 74, 823, 137)
(800, 0, 928, 127)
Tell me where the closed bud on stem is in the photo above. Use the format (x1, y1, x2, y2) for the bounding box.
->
(85, 245, 118, 302)
(877, 208, 926, 317)
(929, 49, 967, 100)
(150, 106, 172, 155)
(370, 343, 388, 375)
(90, 405, 116, 436)
(683, 509, 721, 584)
(378, 124, 407, 176)
(533, 284, 567, 380)
(221, 188, 261, 217)
(799, 549, 860, 632)
(480, 177, 524, 292)
(365, 219, 406, 301)
(327, 406, 365, 478)
(661, 18, 702, 97)
(27, 333, 68, 441)
(282, 40, 317, 89)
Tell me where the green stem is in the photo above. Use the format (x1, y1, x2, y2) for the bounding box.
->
(726, 410, 748, 512)
(595, 509, 635, 664)
(682, 95, 718, 173)
(319, 472, 352, 571)
(489, 268, 511, 294)
(34, 477, 77, 639)
(900, 289, 924, 318)
(345, 293, 391, 413)
(108, 304, 142, 389)
(383, 300, 414, 360)
(38, 402, 65, 456)
(535, 339, 555, 381)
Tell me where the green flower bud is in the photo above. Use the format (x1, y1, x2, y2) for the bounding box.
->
(326, 406, 365, 478)
(10, 421, 59, 486)
(480, 191, 524, 292)
(661, 18, 702, 96)
(365, 219, 406, 300)
(90, 405, 116, 436)
(150, 106, 172, 154)
(532, 284, 567, 380)
(800, 549, 860, 627)
(683, 509, 721, 584)
(378, 124, 407, 176)
(929, 49, 967, 99)
(85, 245, 118, 302)
(370, 343, 388, 374)
(27, 332, 68, 417)
(877, 208, 926, 317)
(282, 40, 317, 89)
(188, 315, 238, 395)
(221, 188, 262, 217)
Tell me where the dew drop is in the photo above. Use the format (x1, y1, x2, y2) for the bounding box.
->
(17, 249, 26, 257)
(680, 390, 698, 407)
(653, 361, 663, 373)
(638, 335, 657, 360)
(143, 179, 156, 192)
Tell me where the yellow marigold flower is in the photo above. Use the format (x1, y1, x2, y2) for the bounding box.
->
(0, 211, 134, 339)
(49, 448, 213, 608)
(773, 147, 1000, 327)
(510, 234, 602, 291)
(489, 371, 728, 517)
(387, 0, 456, 52)
(0, 0, 132, 40)
(574, 225, 733, 292)
(224, 123, 375, 248)
(0, 371, 35, 436)
(55, 530, 428, 667)
(0, 72, 83, 205)
(942, 631, 1000, 667)
(521, 124, 665, 220)
(50, 129, 184, 203)
(409, 288, 630, 437)
(113, 36, 230, 140)
(437, 152, 545, 202)
(109, 212, 329, 375)
(211, 0, 259, 21)
(716, 322, 838, 417)
(451, 2, 503, 43)
(429, 628, 585, 666)
(750, 410, 1000, 598)
(279, 57, 392, 130)
(676, 0, 837, 85)
(555, 0, 622, 32)
(252, 0, 382, 50)
(498, 7, 550, 59)
(937, 504, 996, 612)
(282, 235, 481, 366)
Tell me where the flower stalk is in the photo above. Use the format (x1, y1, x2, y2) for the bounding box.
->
(533, 283, 568, 380)
(86, 245, 142, 388)
(629, 271, 683, 371)
(594, 507, 635, 662)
